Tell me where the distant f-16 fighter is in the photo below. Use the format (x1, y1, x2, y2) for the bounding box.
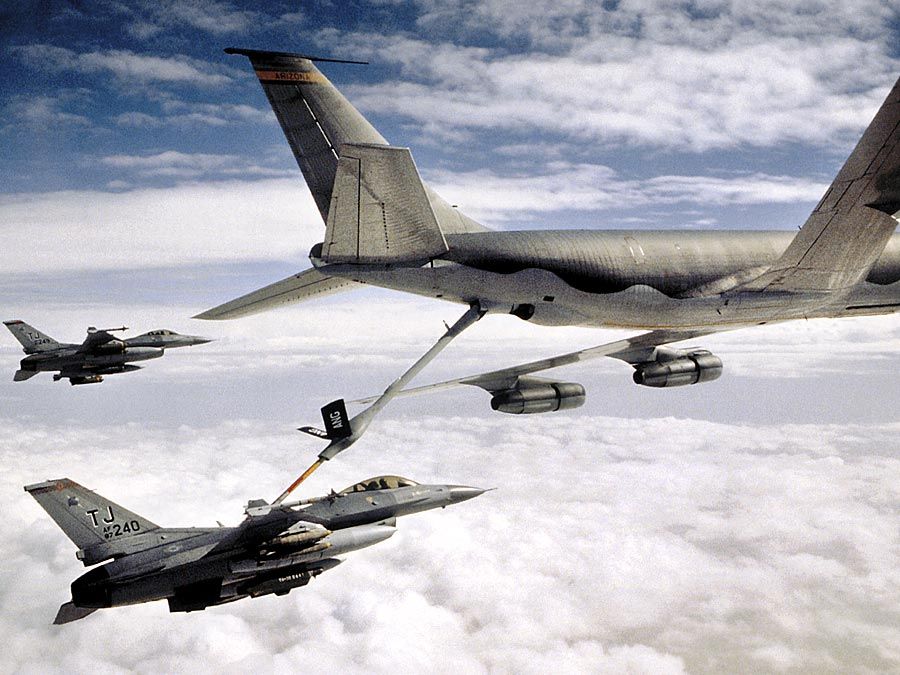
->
(25, 475, 484, 624)
(3, 320, 211, 385)
(198, 49, 900, 415)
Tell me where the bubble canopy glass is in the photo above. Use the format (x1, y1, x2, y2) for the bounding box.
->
(339, 475, 419, 494)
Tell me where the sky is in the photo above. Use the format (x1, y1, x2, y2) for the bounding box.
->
(1, 1, 899, 673)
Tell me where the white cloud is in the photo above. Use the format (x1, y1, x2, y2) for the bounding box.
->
(97, 151, 289, 178)
(11, 44, 233, 86)
(321, 2, 898, 152)
(426, 164, 826, 221)
(161, 0, 259, 35)
(101, 150, 241, 171)
(2, 273, 898, 672)
(5, 94, 92, 129)
(0, 179, 321, 273)
(155, 98, 275, 127)
(0, 162, 829, 277)
(112, 111, 163, 128)
(117, 0, 263, 39)
(2, 408, 898, 672)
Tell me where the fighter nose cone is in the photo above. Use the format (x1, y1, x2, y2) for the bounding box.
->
(447, 485, 486, 504)
(183, 335, 213, 346)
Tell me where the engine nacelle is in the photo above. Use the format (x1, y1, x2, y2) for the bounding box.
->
(632, 350, 722, 388)
(491, 382, 586, 414)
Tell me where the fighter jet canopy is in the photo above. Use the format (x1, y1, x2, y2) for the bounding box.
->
(339, 475, 418, 495)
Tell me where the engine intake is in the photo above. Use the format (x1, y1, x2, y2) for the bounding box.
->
(491, 382, 586, 414)
(632, 349, 722, 388)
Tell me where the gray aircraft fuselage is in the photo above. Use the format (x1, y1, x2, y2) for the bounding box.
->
(27, 477, 482, 620)
(313, 230, 900, 329)
(198, 52, 900, 342)
(5, 323, 211, 385)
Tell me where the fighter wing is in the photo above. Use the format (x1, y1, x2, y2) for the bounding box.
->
(79, 327, 126, 351)
(351, 327, 729, 404)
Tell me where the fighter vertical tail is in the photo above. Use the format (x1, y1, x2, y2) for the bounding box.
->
(4, 320, 60, 354)
(25, 479, 159, 565)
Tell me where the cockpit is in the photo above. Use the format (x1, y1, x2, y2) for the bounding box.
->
(338, 475, 418, 495)
(146, 329, 176, 336)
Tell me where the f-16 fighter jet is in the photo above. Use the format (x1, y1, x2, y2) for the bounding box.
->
(4, 321, 211, 385)
(198, 49, 900, 414)
(25, 475, 484, 624)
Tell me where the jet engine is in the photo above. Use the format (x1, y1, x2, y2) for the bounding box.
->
(632, 348, 722, 388)
(490, 380, 586, 414)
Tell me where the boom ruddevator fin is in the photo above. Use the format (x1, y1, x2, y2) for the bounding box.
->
(742, 76, 900, 293)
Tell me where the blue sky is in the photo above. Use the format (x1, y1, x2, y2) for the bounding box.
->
(3, 0, 899, 228)
(2, 2, 900, 672)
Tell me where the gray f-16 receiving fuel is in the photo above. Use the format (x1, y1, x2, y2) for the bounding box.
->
(198, 48, 900, 416)
(25, 475, 484, 624)
(4, 321, 211, 385)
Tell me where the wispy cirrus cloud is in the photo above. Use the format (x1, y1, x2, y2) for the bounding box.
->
(4, 94, 92, 129)
(320, 1, 899, 152)
(10, 44, 234, 86)
(426, 163, 826, 221)
(122, 0, 264, 39)
(112, 99, 272, 129)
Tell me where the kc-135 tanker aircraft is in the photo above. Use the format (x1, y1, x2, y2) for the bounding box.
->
(4, 321, 211, 385)
(26, 475, 484, 623)
(198, 48, 900, 420)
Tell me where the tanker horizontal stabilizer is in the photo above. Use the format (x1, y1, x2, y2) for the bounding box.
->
(195, 268, 360, 320)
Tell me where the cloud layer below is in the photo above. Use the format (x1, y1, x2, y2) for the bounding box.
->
(4, 411, 898, 673)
